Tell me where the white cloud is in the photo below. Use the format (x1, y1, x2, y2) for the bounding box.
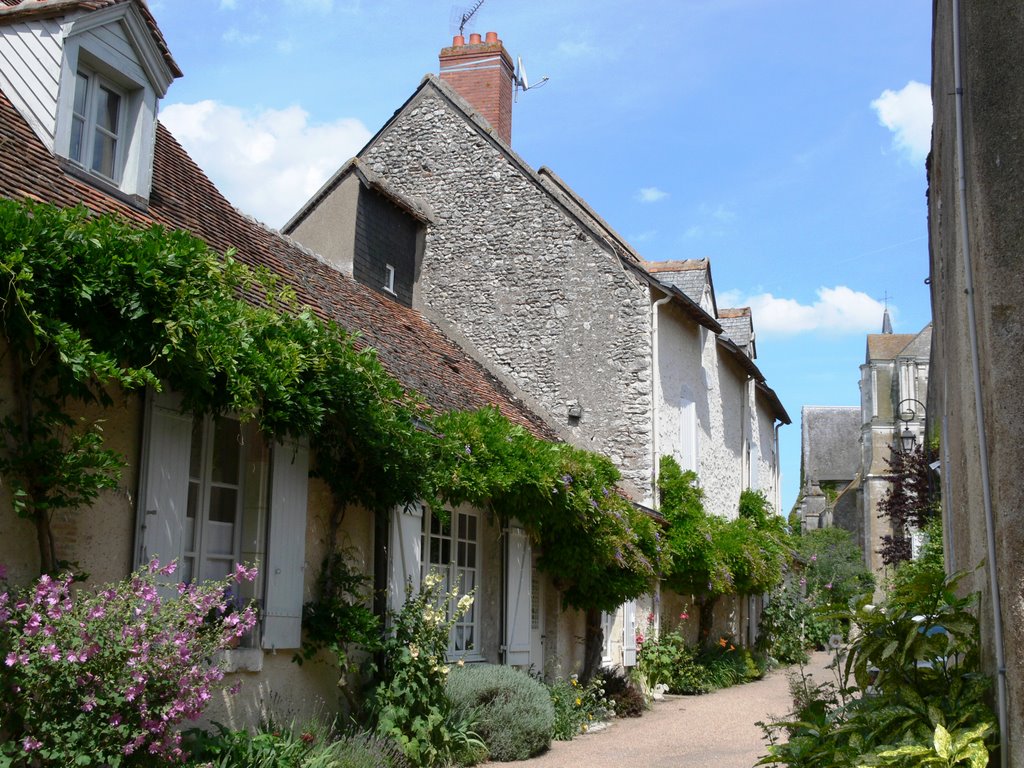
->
(871, 80, 932, 163)
(159, 100, 372, 227)
(222, 27, 261, 45)
(637, 186, 668, 203)
(557, 40, 595, 58)
(724, 286, 888, 337)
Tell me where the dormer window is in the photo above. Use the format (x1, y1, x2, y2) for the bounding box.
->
(70, 68, 126, 182)
(384, 264, 397, 294)
(0, 2, 179, 203)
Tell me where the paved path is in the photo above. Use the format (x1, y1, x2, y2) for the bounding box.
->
(504, 652, 834, 768)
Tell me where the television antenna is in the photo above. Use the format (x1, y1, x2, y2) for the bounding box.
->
(514, 56, 549, 100)
(450, 0, 486, 37)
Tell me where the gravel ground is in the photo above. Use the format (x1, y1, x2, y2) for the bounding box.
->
(502, 652, 835, 768)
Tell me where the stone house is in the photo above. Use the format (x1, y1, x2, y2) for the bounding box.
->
(928, 1, 1024, 761)
(0, 0, 574, 726)
(793, 405, 860, 533)
(285, 31, 789, 657)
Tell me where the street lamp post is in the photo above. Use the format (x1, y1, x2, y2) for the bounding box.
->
(896, 398, 926, 453)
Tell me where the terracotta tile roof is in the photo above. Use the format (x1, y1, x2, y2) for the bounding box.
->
(0, 88, 555, 439)
(866, 333, 916, 361)
(0, 0, 181, 78)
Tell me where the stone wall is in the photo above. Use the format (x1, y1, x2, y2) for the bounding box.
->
(362, 88, 654, 494)
(929, 3, 1024, 762)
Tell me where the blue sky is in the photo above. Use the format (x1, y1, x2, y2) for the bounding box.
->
(150, 0, 934, 514)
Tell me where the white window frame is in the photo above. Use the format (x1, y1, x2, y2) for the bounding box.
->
(422, 507, 482, 660)
(383, 264, 397, 294)
(135, 390, 308, 655)
(68, 66, 127, 183)
(53, 3, 176, 200)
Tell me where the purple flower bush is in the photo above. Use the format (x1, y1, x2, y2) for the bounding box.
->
(0, 560, 257, 766)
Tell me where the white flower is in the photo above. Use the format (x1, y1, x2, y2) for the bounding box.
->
(409, 644, 419, 659)
(863, 604, 876, 614)
(457, 594, 474, 613)
(423, 572, 441, 589)
(828, 634, 844, 650)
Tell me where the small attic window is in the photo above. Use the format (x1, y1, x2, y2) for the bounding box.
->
(383, 264, 397, 295)
(69, 68, 126, 182)
(51, 3, 178, 203)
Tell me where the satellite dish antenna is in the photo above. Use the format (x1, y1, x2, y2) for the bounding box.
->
(449, 0, 486, 37)
(514, 55, 549, 100)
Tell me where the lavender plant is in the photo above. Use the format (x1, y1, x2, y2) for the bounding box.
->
(0, 560, 257, 766)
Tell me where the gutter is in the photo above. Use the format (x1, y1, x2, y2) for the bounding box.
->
(650, 289, 673, 506)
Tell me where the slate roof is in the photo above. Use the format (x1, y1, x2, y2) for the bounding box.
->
(644, 259, 709, 304)
(717, 307, 755, 357)
(0, 0, 181, 77)
(0, 86, 556, 439)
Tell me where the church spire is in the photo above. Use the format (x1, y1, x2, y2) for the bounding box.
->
(882, 307, 893, 334)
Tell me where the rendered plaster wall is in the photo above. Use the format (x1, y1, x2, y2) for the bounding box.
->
(361, 89, 653, 495)
(654, 302, 706, 497)
(0, 357, 141, 586)
(755, 393, 781, 511)
(701, 341, 744, 521)
(930, 2, 1024, 761)
(285, 172, 360, 277)
(800, 406, 860, 485)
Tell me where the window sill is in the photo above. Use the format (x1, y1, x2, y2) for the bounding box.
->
(213, 647, 264, 673)
(57, 157, 149, 211)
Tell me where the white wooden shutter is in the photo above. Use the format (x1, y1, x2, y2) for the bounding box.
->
(504, 522, 532, 666)
(622, 600, 638, 667)
(680, 399, 698, 473)
(261, 437, 309, 650)
(388, 502, 424, 613)
(136, 389, 191, 589)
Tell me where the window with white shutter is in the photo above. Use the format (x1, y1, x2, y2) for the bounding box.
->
(135, 390, 308, 650)
(504, 522, 532, 666)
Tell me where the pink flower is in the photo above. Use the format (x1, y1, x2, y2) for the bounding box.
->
(22, 736, 41, 752)
(679, 612, 689, 620)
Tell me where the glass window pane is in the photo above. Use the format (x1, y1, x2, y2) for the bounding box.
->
(457, 540, 466, 567)
(186, 480, 198, 521)
(466, 543, 476, 566)
(441, 538, 450, 566)
(69, 116, 85, 162)
(458, 513, 467, 539)
(96, 84, 120, 132)
(91, 131, 116, 177)
(211, 418, 241, 484)
(189, 420, 203, 479)
(73, 72, 89, 116)
(206, 520, 235, 556)
(467, 515, 477, 539)
(209, 486, 238, 524)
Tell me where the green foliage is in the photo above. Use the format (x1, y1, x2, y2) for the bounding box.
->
(445, 663, 554, 761)
(635, 625, 710, 694)
(372, 572, 482, 767)
(888, 515, 945, 598)
(757, 583, 815, 665)
(546, 674, 613, 740)
(183, 721, 413, 768)
(757, 570, 997, 768)
(0, 199, 431, 574)
(657, 456, 729, 597)
(697, 638, 766, 688)
(794, 528, 875, 614)
(0, 561, 256, 767)
(597, 668, 646, 718)
(428, 408, 661, 612)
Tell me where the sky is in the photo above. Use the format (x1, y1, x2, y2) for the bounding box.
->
(148, 0, 934, 515)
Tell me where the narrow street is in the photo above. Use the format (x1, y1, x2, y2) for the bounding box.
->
(506, 652, 834, 768)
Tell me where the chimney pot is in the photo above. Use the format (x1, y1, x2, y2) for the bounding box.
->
(439, 31, 515, 145)
(469, 32, 482, 44)
(485, 31, 498, 43)
(452, 34, 465, 46)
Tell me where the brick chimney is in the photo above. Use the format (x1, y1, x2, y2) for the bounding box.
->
(439, 31, 515, 145)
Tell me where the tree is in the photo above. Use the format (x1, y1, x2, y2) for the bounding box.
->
(877, 445, 938, 566)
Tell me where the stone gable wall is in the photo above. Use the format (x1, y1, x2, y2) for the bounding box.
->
(362, 91, 653, 493)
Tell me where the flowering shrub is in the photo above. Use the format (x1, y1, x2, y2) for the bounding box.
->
(0, 560, 256, 766)
(372, 571, 481, 767)
(546, 673, 613, 740)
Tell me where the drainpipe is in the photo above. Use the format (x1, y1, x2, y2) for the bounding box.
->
(650, 290, 673, 506)
(950, 2, 1008, 763)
